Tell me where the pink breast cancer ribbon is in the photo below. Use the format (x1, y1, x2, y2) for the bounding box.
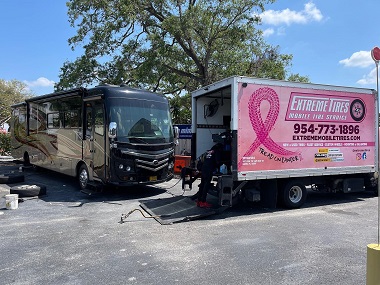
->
(239, 87, 299, 167)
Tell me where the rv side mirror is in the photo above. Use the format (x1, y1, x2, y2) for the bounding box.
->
(109, 122, 117, 139)
(173, 126, 179, 139)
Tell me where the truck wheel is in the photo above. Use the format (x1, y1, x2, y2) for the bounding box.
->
(281, 181, 307, 208)
(10, 184, 46, 197)
(78, 164, 89, 190)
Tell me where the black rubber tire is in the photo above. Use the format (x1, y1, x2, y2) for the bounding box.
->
(0, 173, 25, 184)
(23, 152, 31, 166)
(78, 164, 89, 190)
(10, 184, 47, 197)
(281, 180, 307, 209)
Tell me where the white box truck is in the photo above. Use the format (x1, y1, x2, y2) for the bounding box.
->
(187, 76, 378, 208)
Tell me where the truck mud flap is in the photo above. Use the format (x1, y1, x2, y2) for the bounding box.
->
(140, 196, 227, 225)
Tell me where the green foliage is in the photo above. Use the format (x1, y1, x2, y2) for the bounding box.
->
(57, 0, 310, 96)
(0, 133, 11, 156)
(168, 93, 191, 124)
(58, 0, 310, 125)
(0, 79, 34, 126)
(287, 73, 310, 83)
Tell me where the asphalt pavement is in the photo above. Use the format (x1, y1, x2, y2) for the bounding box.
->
(0, 159, 379, 285)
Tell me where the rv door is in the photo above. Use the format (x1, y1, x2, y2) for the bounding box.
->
(83, 101, 106, 182)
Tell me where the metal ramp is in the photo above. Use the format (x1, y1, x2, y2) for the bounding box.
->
(139, 196, 226, 225)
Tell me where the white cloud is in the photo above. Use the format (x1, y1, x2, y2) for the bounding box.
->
(262, 28, 275, 37)
(339, 51, 378, 86)
(357, 68, 377, 85)
(24, 77, 55, 88)
(276, 27, 286, 36)
(262, 27, 288, 37)
(304, 2, 323, 21)
(339, 51, 373, 68)
(258, 1, 323, 26)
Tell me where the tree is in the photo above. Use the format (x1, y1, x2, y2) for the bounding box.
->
(0, 79, 34, 127)
(58, 0, 311, 124)
(168, 93, 191, 124)
(57, 0, 307, 96)
(287, 73, 309, 83)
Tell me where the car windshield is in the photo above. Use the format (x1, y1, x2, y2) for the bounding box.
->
(108, 97, 174, 143)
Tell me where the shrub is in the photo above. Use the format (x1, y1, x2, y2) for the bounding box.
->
(0, 133, 11, 156)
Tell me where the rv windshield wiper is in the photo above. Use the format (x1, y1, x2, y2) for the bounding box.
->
(126, 136, 148, 144)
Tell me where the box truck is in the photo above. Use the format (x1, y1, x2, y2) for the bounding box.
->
(185, 76, 378, 208)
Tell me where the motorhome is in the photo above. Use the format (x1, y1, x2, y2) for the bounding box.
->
(10, 84, 177, 189)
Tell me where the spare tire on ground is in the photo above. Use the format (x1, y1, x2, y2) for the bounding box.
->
(10, 184, 47, 197)
(0, 173, 25, 184)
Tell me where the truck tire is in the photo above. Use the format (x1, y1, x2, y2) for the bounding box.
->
(281, 181, 307, 208)
(0, 173, 25, 184)
(10, 184, 47, 197)
(23, 152, 31, 166)
(78, 164, 89, 190)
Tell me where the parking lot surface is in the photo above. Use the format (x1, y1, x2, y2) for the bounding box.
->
(0, 160, 379, 285)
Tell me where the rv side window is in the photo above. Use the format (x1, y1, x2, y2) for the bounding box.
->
(94, 105, 104, 136)
(12, 107, 27, 136)
(64, 111, 80, 128)
(86, 109, 92, 134)
(15, 109, 26, 124)
(29, 104, 41, 133)
(47, 112, 61, 128)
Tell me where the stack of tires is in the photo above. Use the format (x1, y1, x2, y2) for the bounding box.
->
(0, 167, 46, 198)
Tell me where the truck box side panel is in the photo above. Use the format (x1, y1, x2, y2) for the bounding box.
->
(237, 81, 376, 179)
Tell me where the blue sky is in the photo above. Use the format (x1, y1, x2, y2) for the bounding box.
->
(260, 0, 380, 89)
(1, 0, 380, 96)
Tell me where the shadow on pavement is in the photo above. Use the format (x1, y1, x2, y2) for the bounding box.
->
(1, 160, 376, 222)
(204, 189, 377, 222)
(0, 160, 167, 205)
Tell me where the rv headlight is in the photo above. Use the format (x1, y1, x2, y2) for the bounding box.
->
(125, 166, 131, 171)
(118, 164, 124, 170)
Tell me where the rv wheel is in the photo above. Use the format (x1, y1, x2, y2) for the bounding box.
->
(78, 164, 89, 190)
(10, 184, 46, 197)
(281, 181, 307, 209)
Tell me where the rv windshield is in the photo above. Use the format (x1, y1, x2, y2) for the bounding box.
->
(108, 97, 174, 143)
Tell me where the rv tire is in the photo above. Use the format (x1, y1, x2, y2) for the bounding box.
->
(78, 164, 89, 190)
(10, 184, 47, 197)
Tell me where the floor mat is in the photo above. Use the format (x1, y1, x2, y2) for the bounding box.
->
(140, 196, 226, 225)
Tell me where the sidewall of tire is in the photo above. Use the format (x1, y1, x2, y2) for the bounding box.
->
(282, 181, 307, 209)
(78, 164, 89, 190)
(0, 174, 25, 184)
(10, 184, 47, 197)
